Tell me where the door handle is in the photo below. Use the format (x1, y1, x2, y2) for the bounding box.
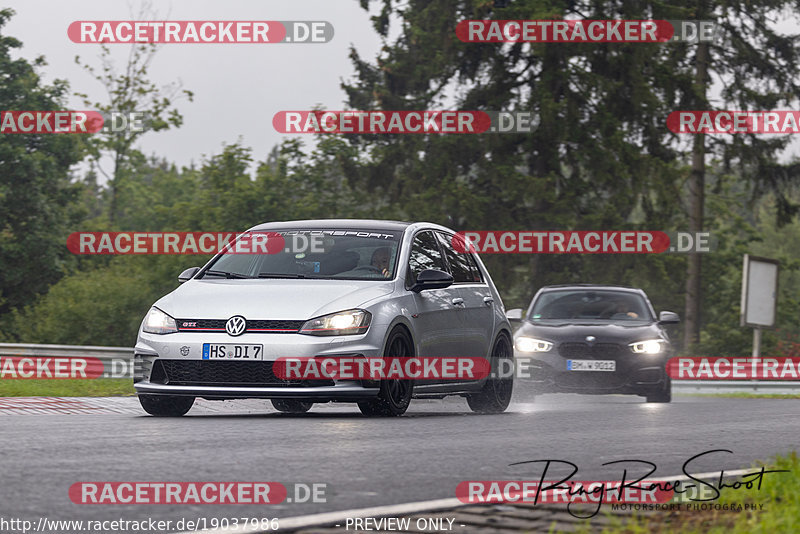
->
(451, 297, 464, 306)
(483, 296, 494, 305)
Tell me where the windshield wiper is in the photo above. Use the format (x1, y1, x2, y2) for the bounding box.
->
(202, 270, 252, 279)
(257, 273, 337, 279)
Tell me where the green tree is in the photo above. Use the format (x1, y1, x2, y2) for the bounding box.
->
(0, 8, 85, 318)
(75, 33, 193, 224)
(338, 0, 692, 308)
(662, 0, 800, 349)
(340, 0, 800, 350)
(3, 256, 196, 346)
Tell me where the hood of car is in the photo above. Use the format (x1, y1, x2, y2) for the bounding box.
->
(515, 321, 667, 345)
(153, 279, 395, 320)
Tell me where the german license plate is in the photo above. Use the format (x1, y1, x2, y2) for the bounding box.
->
(202, 344, 263, 360)
(567, 359, 615, 371)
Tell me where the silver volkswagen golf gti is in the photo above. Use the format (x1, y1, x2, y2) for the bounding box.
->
(134, 220, 513, 417)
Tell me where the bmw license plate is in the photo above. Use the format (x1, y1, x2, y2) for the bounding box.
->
(202, 344, 263, 360)
(567, 359, 615, 371)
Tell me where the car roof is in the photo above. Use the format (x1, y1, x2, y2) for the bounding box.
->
(247, 219, 414, 232)
(539, 284, 646, 294)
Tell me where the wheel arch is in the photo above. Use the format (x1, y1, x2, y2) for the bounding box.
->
(382, 317, 417, 357)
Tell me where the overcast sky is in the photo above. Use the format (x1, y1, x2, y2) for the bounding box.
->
(4, 0, 383, 172)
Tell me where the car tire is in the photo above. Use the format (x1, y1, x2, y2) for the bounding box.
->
(272, 399, 313, 413)
(645, 376, 672, 403)
(467, 334, 514, 414)
(358, 327, 414, 417)
(138, 394, 194, 416)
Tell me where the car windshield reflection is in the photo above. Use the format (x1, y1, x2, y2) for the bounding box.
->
(529, 290, 653, 323)
(202, 230, 401, 281)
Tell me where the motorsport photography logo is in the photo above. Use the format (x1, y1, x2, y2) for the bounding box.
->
(459, 451, 787, 519)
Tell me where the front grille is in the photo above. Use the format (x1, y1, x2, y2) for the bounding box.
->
(246, 320, 305, 332)
(555, 372, 626, 389)
(151, 360, 332, 387)
(176, 319, 304, 333)
(559, 342, 625, 360)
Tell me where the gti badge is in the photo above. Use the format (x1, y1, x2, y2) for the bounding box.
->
(225, 315, 247, 336)
(585, 335, 596, 345)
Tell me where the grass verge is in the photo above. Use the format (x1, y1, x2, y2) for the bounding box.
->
(0, 379, 136, 397)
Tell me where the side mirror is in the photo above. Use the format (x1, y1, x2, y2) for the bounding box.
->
(506, 308, 524, 322)
(410, 269, 454, 293)
(658, 311, 680, 324)
(178, 266, 200, 283)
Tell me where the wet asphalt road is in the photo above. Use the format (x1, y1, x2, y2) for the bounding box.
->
(0, 392, 798, 531)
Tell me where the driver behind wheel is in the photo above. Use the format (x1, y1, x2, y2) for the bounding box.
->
(602, 299, 639, 319)
(371, 247, 391, 278)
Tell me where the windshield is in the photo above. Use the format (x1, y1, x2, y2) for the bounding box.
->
(201, 229, 402, 281)
(529, 290, 653, 322)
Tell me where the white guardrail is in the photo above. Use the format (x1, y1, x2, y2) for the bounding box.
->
(1, 343, 800, 393)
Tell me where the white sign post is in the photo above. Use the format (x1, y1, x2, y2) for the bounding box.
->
(740, 255, 779, 389)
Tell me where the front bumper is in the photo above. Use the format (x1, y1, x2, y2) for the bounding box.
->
(134, 381, 379, 400)
(513, 349, 670, 395)
(133, 330, 384, 400)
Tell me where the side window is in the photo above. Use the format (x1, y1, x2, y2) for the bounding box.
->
(407, 231, 448, 283)
(437, 232, 484, 283)
(464, 250, 484, 283)
(436, 232, 472, 283)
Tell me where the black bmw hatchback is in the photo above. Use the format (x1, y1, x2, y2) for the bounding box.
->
(507, 284, 679, 403)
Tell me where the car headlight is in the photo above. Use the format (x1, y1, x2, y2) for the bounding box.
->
(142, 307, 178, 335)
(515, 337, 553, 352)
(299, 309, 372, 336)
(629, 339, 665, 354)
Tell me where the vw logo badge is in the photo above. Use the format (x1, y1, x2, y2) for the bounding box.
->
(585, 335, 596, 345)
(225, 316, 247, 336)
